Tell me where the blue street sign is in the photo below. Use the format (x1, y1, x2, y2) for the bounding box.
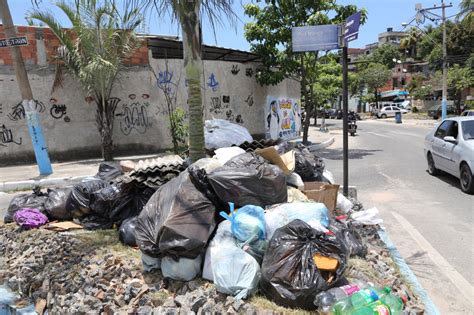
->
(292, 25, 340, 52)
(344, 12, 362, 42)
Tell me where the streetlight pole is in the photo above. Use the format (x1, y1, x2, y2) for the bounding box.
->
(441, 0, 448, 120)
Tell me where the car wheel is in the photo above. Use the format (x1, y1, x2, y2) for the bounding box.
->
(427, 152, 439, 176)
(381, 114, 387, 119)
(460, 164, 474, 194)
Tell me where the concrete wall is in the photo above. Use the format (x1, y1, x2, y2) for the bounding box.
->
(0, 56, 300, 165)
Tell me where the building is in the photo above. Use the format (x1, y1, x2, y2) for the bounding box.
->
(0, 25, 300, 165)
(377, 27, 408, 46)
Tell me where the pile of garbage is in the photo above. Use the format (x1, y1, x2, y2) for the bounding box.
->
(1, 120, 425, 314)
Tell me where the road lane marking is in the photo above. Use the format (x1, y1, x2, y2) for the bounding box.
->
(390, 211, 473, 301)
(366, 131, 391, 138)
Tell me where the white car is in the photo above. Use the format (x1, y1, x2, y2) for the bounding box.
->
(424, 116, 474, 194)
(376, 106, 408, 118)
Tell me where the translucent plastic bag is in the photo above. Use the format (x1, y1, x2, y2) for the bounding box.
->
(265, 202, 330, 240)
(336, 193, 353, 213)
(203, 221, 235, 281)
(351, 207, 383, 225)
(220, 203, 266, 242)
(205, 119, 253, 149)
(161, 255, 202, 281)
(215, 147, 246, 165)
(212, 244, 261, 299)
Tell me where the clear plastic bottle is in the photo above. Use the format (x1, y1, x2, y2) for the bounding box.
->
(315, 283, 366, 313)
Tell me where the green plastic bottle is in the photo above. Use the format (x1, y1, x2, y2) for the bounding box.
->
(371, 287, 403, 315)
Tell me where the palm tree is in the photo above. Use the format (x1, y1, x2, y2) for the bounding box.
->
(145, 0, 237, 162)
(400, 28, 421, 58)
(456, 0, 473, 23)
(29, 0, 142, 161)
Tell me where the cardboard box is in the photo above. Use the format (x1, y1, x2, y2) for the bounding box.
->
(304, 182, 339, 214)
(256, 147, 295, 175)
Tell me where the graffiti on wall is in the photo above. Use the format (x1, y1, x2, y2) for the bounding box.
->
(209, 96, 224, 115)
(245, 68, 254, 77)
(207, 73, 219, 92)
(265, 97, 301, 140)
(244, 93, 254, 107)
(0, 103, 3, 115)
(7, 100, 45, 121)
(0, 124, 22, 147)
(231, 65, 240, 75)
(116, 95, 152, 135)
(49, 98, 70, 122)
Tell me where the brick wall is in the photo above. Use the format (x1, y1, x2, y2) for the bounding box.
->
(0, 25, 148, 65)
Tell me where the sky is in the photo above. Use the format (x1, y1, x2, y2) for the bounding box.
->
(6, 0, 462, 50)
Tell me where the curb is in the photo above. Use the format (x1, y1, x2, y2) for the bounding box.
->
(0, 175, 92, 193)
(308, 136, 335, 151)
(378, 229, 440, 315)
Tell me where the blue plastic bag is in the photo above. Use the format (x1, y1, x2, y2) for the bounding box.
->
(220, 203, 266, 242)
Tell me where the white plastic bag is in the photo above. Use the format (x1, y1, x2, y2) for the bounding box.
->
(264, 202, 330, 240)
(161, 255, 202, 281)
(215, 147, 246, 165)
(205, 119, 253, 149)
(323, 169, 335, 184)
(202, 221, 234, 281)
(351, 207, 383, 225)
(336, 192, 353, 213)
(286, 172, 304, 191)
(192, 157, 223, 173)
(212, 245, 261, 300)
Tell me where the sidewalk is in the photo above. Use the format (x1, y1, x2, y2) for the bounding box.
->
(0, 154, 157, 192)
(365, 117, 438, 128)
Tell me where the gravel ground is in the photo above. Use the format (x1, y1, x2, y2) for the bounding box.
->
(0, 205, 425, 314)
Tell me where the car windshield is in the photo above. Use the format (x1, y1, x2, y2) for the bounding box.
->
(461, 120, 474, 140)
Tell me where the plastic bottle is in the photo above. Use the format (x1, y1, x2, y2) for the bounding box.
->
(315, 282, 366, 313)
(370, 287, 403, 315)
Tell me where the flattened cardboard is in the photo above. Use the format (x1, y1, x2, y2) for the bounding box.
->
(304, 182, 339, 214)
(256, 147, 295, 175)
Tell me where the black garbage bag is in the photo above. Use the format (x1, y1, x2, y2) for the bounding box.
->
(119, 216, 138, 247)
(4, 187, 48, 223)
(294, 144, 325, 181)
(66, 179, 109, 217)
(207, 153, 287, 208)
(95, 162, 123, 183)
(90, 184, 155, 225)
(44, 188, 72, 220)
(79, 214, 114, 230)
(135, 170, 217, 259)
(329, 220, 367, 258)
(260, 219, 347, 310)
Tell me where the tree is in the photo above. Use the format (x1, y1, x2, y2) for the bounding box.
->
(30, 0, 141, 161)
(244, 0, 366, 143)
(400, 27, 422, 58)
(145, 1, 237, 162)
(370, 44, 402, 69)
(448, 64, 474, 110)
(359, 63, 391, 108)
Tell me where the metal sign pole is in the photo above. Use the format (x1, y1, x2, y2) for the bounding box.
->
(341, 25, 349, 197)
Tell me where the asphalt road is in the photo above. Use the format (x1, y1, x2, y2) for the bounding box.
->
(311, 118, 473, 313)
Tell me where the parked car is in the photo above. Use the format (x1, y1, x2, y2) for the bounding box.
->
(427, 104, 456, 119)
(461, 110, 474, 117)
(376, 106, 408, 118)
(424, 116, 474, 194)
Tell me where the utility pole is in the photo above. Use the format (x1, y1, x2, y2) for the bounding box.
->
(339, 24, 349, 197)
(0, 0, 52, 175)
(414, 1, 453, 120)
(441, 0, 448, 120)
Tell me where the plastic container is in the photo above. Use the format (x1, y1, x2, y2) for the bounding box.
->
(331, 287, 403, 315)
(315, 283, 365, 312)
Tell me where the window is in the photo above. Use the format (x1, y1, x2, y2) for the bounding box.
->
(461, 121, 474, 140)
(435, 120, 453, 139)
(446, 121, 459, 139)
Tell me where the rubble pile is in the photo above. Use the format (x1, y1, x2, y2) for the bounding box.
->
(0, 121, 427, 314)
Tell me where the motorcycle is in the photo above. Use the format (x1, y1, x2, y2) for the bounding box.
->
(348, 111, 358, 136)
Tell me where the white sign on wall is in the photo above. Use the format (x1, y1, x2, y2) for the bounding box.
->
(265, 96, 301, 140)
